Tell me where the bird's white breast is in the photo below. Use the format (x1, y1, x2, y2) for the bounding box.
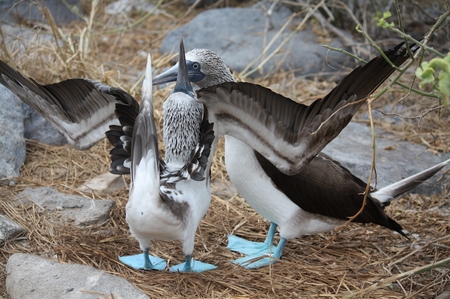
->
(225, 136, 342, 239)
(225, 136, 299, 223)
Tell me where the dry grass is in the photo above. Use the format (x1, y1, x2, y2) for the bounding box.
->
(1, 1, 450, 298)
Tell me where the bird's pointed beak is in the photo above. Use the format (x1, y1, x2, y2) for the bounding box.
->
(153, 63, 179, 85)
(173, 39, 193, 95)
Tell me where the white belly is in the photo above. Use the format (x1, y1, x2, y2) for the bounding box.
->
(225, 136, 342, 239)
(126, 168, 211, 253)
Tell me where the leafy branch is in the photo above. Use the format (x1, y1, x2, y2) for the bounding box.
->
(375, 10, 450, 106)
(415, 54, 450, 106)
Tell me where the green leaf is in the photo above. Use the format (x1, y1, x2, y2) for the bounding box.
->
(429, 57, 450, 73)
(416, 62, 436, 89)
(378, 19, 395, 28)
(438, 72, 450, 106)
(415, 54, 450, 106)
(444, 53, 450, 64)
(376, 11, 394, 28)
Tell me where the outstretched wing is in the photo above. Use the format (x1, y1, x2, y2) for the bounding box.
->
(197, 42, 417, 175)
(0, 60, 135, 150)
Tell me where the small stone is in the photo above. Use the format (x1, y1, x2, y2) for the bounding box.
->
(105, 0, 160, 15)
(105, 0, 134, 14)
(436, 291, 450, 299)
(0, 215, 25, 244)
(78, 172, 126, 194)
(14, 187, 116, 226)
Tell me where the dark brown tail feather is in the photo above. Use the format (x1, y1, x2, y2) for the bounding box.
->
(105, 94, 139, 174)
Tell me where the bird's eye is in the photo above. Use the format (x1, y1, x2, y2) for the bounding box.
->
(192, 62, 200, 70)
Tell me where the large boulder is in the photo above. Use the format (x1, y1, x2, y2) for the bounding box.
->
(0, 85, 26, 184)
(323, 122, 450, 195)
(160, 5, 346, 78)
(6, 253, 149, 299)
(22, 103, 67, 146)
(0, 0, 82, 24)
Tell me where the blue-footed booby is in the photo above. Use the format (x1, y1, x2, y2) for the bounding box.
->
(153, 42, 449, 269)
(116, 41, 216, 272)
(0, 40, 217, 273)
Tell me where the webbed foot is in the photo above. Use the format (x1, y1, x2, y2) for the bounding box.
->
(169, 255, 217, 273)
(119, 252, 166, 270)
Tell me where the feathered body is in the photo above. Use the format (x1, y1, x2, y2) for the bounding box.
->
(125, 85, 210, 255)
(0, 41, 216, 272)
(120, 42, 216, 272)
(153, 42, 448, 269)
(163, 96, 203, 167)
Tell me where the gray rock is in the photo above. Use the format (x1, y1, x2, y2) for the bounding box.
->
(427, 197, 450, 216)
(160, 5, 346, 78)
(78, 172, 126, 194)
(14, 187, 116, 226)
(0, 0, 81, 24)
(0, 60, 67, 147)
(436, 291, 450, 299)
(0, 215, 25, 245)
(22, 103, 68, 146)
(361, 103, 414, 125)
(0, 24, 55, 56)
(0, 85, 26, 184)
(323, 122, 450, 195)
(105, 0, 160, 15)
(6, 253, 149, 299)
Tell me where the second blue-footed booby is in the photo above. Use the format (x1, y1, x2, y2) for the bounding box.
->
(153, 42, 449, 269)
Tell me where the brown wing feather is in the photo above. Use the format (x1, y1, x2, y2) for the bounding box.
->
(105, 96, 140, 175)
(197, 42, 417, 175)
(0, 60, 132, 150)
(255, 151, 407, 236)
(0, 60, 116, 124)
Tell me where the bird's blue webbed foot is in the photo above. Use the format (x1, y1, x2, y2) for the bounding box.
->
(227, 222, 277, 255)
(119, 251, 166, 271)
(227, 235, 271, 255)
(232, 238, 287, 269)
(169, 255, 217, 273)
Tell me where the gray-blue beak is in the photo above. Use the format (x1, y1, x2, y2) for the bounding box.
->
(153, 63, 179, 85)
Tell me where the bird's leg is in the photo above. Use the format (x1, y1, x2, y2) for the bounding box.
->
(143, 250, 152, 269)
(227, 222, 278, 255)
